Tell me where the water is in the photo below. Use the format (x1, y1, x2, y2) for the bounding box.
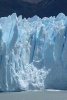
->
(0, 90, 67, 100)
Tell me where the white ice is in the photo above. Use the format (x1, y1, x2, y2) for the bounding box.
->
(0, 13, 67, 91)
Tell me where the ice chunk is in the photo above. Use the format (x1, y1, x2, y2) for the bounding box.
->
(0, 13, 67, 91)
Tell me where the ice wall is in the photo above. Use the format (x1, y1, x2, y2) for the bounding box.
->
(0, 13, 67, 91)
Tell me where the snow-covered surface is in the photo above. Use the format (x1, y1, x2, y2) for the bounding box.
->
(0, 13, 67, 91)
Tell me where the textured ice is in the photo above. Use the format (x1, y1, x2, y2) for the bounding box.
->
(0, 13, 67, 91)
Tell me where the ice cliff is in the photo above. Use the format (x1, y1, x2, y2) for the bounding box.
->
(0, 13, 67, 91)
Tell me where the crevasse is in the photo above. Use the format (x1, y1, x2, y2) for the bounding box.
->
(0, 13, 67, 91)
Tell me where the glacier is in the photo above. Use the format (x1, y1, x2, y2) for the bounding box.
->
(0, 13, 67, 91)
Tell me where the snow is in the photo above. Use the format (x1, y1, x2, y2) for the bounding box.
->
(0, 13, 67, 91)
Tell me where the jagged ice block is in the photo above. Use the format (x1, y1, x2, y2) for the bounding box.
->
(0, 13, 67, 91)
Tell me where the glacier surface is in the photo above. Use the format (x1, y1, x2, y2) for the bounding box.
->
(0, 13, 67, 91)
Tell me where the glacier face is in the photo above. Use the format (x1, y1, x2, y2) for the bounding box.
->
(0, 13, 67, 91)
